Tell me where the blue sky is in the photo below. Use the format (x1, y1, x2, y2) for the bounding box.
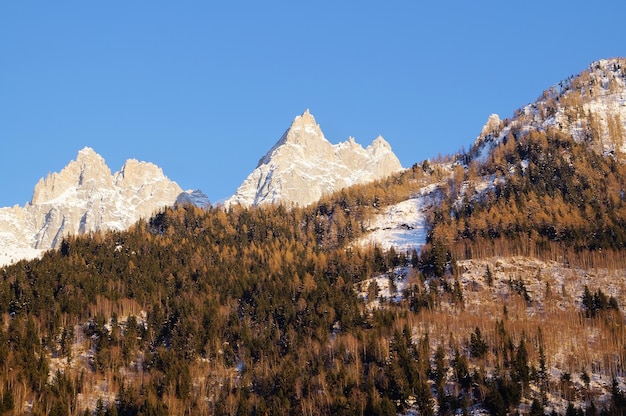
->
(2, 1, 626, 206)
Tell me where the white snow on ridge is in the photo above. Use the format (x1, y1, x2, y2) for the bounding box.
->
(473, 58, 626, 162)
(176, 189, 211, 207)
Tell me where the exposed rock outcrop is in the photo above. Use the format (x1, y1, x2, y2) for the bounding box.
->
(0, 147, 207, 265)
(226, 110, 403, 207)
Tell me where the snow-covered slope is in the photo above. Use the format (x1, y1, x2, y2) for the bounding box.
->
(176, 189, 211, 208)
(0, 147, 208, 266)
(226, 110, 404, 207)
(355, 183, 439, 252)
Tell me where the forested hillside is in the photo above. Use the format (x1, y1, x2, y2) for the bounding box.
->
(430, 127, 626, 266)
(0, 167, 433, 415)
(2, 60, 626, 415)
(0, 144, 625, 415)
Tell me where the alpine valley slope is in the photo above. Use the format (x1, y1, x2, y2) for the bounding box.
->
(352, 59, 626, 414)
(2, 60, 626, 416)
(225, 110, 404, 207)
(0, 147, 209, 266)
(360, 58, 626, 252)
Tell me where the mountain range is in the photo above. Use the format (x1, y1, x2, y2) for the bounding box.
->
(0, 148, 209, 266)
(1, 58, 626, 415)
(2, 58, 626, 268)
(0, 111, 403, 266)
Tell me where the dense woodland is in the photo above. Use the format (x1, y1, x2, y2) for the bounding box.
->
(1, 125, 626, 414)
(430, 127, 626, 269)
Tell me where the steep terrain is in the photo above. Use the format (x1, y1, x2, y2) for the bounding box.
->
(226, 109, 403, 207)
(472, 58, 626, 161)
(0, 147, 208, 266)
(360, 58, 626, 254)
(346, 58, 626, 413)
(1, 60, 626, 415)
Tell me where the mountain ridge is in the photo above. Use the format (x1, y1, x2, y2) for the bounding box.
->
(1, 58, 626, 415)
(472, 58, 626, 161)
(0, 147, 209, 266)
(226, 109, 404, 207)
(356, 58, 626, 261)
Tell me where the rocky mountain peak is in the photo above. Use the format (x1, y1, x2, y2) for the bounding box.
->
(297, 108, 316, 125)
(115, 159, 168, 187)
(226, 110, 403, 207)
(31, 147, 113, 205)
(259, 109, 330, 165)
(1, 148, 207, 266)
(76, 146, 101, 161)
(369, 135, 392, 153)
(176, 189, 211, 208)
(279, 109, 324, 145)
(479, 114, 502, 138)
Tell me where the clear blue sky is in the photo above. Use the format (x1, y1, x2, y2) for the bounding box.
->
(2, 1, 625, 206)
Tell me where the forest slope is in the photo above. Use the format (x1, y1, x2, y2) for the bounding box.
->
(1, 60, 626, 415)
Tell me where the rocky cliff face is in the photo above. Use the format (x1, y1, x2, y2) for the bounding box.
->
(0, 147, 207, 266)
(226, 110, 403, 207)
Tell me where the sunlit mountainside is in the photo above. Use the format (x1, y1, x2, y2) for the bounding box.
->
(1, 59, 626, 415)
(0, 148, 209, 267)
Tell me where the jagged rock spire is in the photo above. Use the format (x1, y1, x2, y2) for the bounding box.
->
(227, 110, 403, 207)
(0, 148, 206, 265)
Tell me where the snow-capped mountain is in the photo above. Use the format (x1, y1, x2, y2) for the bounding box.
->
(473, 58, 626, 160)
(0, 147, 208, 266)
(226, 110, 404, 207)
